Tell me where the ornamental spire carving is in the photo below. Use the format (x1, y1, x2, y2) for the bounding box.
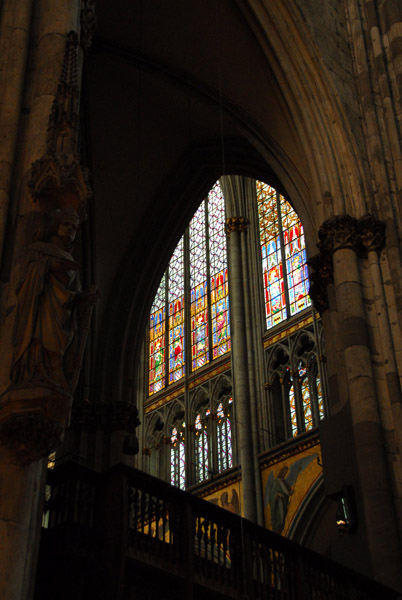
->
(29, 31, 91, 215)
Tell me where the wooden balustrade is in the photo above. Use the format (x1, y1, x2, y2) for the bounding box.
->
(39, 461, 400, 600)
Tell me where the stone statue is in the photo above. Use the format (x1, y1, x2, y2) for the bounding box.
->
(9, 208, 100, 396)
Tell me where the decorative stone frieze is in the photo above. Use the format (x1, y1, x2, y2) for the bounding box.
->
(224, 217, 249, 236)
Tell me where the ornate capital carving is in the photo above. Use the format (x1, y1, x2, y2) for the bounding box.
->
(318, 215, 360, 253)
(80, 0, 97, 52)
(224, 217, 249, 236)
(358, 214, 385, 254)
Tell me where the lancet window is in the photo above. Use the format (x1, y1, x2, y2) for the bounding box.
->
(257, 181, 310, 330)
(148, 182, 230, 397)
(265, 327, 325, 446)
(142, 176, 325, 493)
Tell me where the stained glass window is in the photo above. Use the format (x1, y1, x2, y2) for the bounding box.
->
(299, 362, 313, 431)
(288, 369, 298, 437)
(194, 413, 208, 483)
(217, 400, 233, 471)
(257, 181, 310, 329)
(168, 239, 185, 383)
(209, 184, 230, 358)
(190, 204, 209, 370)
(171, 423, 186, 490)
(149, 275, 166, 395)
(148, 181, 230, 397)
(317, 375, 325, 420)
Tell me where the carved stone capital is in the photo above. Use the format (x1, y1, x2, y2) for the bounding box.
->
(0, 386, 72, 464)
(318, 215, 360, 253)
(358, 214, 385, 254)
(225, 217, 249, 236)
(81, 0, 97, 52)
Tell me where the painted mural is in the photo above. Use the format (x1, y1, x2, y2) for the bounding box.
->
(203, 481, 242, 516)
(261, 441, 322, 536)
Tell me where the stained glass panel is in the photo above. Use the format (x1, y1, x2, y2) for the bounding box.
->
(195, 413, 208, 482)
(217, 401, 233, 471)
(301, 376, 313, 431)
(288, 369, 298, 437)
(280, 196, 311, 316)
(190, 202, 209, 370)
(149, 275, 166, 395)
(168, 239, 185, 383)
(257, 182, 287, 329)
(317, 375, 325, 419)
(209, 182, 230, 357)
(171, 425, 186, 490)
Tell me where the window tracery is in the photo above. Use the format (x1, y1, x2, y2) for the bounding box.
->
(142, 176, 326, 495)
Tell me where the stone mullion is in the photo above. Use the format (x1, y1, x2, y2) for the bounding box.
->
(225, 218, 257, 522)
(325, 216, 402, 589)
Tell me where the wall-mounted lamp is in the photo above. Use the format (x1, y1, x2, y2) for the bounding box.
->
(335, 485, 356, 534)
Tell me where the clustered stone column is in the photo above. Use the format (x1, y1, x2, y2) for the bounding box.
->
(309, 214, 402, 590)
(224, 216, 258, 523)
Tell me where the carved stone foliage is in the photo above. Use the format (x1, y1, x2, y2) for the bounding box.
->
(29, 31, 91, 214)
(308, 214, 385, 313)
(80, 0, 97, 52)
(358, 214, 385, 254)
(318, 215, 360, 253)
(224, 217, 249, 236)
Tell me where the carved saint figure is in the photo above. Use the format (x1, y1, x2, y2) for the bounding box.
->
(10, 208, 99, 395)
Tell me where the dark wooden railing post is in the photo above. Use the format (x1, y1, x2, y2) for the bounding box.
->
(183, 502, 194, 600)
(241, 519, 254, 600)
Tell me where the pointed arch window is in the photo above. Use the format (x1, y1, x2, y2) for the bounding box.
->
(148, 182, 230, 396)
(170, 422, 186, 490)
(216, 399, 233, 472)
(257, 181, 310, 329)
(194, 412, 209, 483)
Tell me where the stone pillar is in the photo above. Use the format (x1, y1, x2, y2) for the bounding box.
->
(225, 216, 257, 522)
(318, 215, 402, 590)
(0, 0, 34, 266)
(0, 3, 97, 599)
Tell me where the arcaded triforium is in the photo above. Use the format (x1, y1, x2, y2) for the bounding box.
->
(0, 209, 100, 463)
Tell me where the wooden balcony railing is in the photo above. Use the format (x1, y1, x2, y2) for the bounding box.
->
(39, 461, 401, 600)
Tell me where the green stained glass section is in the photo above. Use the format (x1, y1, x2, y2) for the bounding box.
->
(168, 239, 185, 383)
(149, 275, 166, 395)
(190, 202, 209, 370)
(280, 197, 310, 316)
(209, 182, 230, 358)
(257, 182, 287, 329)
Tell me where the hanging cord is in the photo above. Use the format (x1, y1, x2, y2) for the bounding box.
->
(216, 0, 226, 178)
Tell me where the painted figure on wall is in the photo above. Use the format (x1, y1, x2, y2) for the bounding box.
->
(264, 453, 317, 533)
(9, 208, 100, 396)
